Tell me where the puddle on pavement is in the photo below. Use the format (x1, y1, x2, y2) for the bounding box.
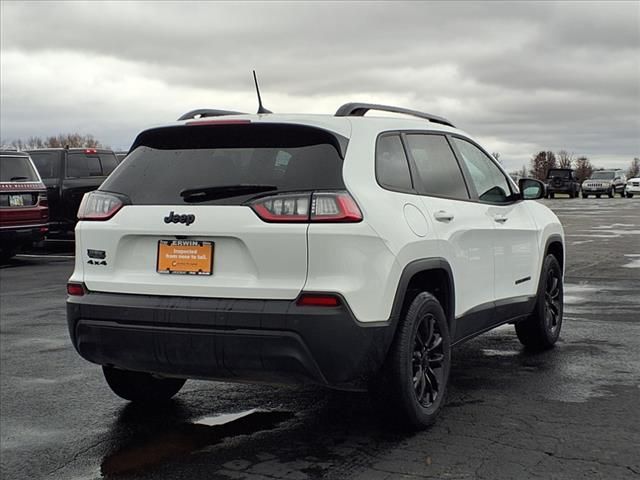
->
(622, 254, 640, 269)
(480, 349, 519, 358)
(100, 410, 293, 477)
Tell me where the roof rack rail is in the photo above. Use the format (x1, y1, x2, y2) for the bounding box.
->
(335, 103, 455, 128)
(177, 109, 245, 121)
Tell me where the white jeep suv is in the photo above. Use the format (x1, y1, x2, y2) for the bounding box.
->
(66, 103, 564, 428)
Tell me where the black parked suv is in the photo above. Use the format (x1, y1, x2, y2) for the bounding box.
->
(545, 168, 580, 198)
(26, 148, 119, 237)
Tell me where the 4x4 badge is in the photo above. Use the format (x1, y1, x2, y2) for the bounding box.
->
(164, 211, 195, 226)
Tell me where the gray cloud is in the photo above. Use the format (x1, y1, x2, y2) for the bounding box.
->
(1, 1, 638, 170)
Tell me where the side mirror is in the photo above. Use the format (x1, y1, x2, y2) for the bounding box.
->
(518, 178, 545, 200)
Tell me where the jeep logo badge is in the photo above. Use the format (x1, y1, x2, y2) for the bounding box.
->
(164, 211, 195, 226)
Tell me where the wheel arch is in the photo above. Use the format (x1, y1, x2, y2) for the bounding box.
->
(388, 258, 456, 339)
(544, 235, 564, 274)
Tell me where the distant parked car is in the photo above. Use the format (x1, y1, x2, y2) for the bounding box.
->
(0, 151, 49, 261)
(581, 170, 627, 198)
(26, 148, 118, 237)
(115, 151, 128, 163)
(545, 168, 580, 198)
(624, 177, 639, 198)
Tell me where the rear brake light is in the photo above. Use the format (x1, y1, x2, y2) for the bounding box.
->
(186, 119, 251, 126)
(297, 294, 341, 307)
(85, 148, 97, 154)
(249, 191, 362, 223)
(311, 192, 362, 222)
(250, 193, 310, 222)
(77, 191, 125, 221)
(37, 192, 48, 207)
(67, 282, 86, 296)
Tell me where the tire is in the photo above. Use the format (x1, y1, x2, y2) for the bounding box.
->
(370, 292, 451, 430)
(582, 193, 588, 198)
(608, 189, 614, 198)
(515, 255, 563, 351)
(549, 192, 555, 199)
(102, 366, 186, 403)
(628, 194, 634, 198)
(569, 190, 575, 199)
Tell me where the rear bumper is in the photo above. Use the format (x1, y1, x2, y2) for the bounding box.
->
(67, 292, 395, 390)
(0, 224, 47, 247)
(546, 184, 574, 193)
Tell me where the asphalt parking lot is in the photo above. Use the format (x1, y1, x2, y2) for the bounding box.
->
(1, 198, 639, 480)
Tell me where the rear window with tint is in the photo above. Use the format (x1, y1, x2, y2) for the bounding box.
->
(100, 124, 348, 205)
(67, 153, 103, 177)
(100, 153, 119, 175)
(0, 155, 40, 182)
(29, 152, 61, 179)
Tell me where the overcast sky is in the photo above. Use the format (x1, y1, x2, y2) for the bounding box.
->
(1, 1, 639, 171)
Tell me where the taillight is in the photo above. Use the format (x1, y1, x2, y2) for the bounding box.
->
(250, 193, 311, 222)
(249, 191, 362, 223)
(311, 192, 362, 222)
(67, 282, 86, 296)
(296, 293, 341, 307)
(37, 192, 48, 206)
(77, 191, 125, 221)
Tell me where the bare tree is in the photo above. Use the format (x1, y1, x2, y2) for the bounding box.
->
(3, 133, 103, 149)
(627, 157, 640, 178)
(557, 150, 574, 169)
(574, 156, 594, 183)
(529, 151, 557, 180)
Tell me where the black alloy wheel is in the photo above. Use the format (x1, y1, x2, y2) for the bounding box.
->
(411, 312, 445, 408)
(543, 268, 562, 338)
(371, 292, 451, 429)
(515, 254, 563, 350)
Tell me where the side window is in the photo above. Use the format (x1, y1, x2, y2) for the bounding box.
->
(100, 154, 119, 175)
(376, 134, 413, 191)
(452, 137, 513, 203)
(67, 153, 102, 178)
(405, 134, 469, 199)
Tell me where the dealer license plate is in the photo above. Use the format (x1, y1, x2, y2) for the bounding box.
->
(9, 195, 25, 206)
(157, 240, 213, 275)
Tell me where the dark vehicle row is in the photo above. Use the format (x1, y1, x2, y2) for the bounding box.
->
(545, 168, 632, 198)
(0, 147, 120, 260)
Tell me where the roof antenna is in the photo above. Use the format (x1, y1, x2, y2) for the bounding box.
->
(253, 70, 272, 114)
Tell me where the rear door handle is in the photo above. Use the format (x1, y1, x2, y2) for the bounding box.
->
(434, 211, 454, 222)
(494, 214, 508, 223)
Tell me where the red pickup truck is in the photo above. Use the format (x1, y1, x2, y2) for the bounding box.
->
(0, 151, 49, 261)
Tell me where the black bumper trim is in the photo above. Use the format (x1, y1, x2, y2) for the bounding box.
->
(67, 291, 395, 390)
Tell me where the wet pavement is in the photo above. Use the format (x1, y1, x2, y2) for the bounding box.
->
(1, 198, 639, 479)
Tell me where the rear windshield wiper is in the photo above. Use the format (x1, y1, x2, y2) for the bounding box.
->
(180, 184, 278, 203)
